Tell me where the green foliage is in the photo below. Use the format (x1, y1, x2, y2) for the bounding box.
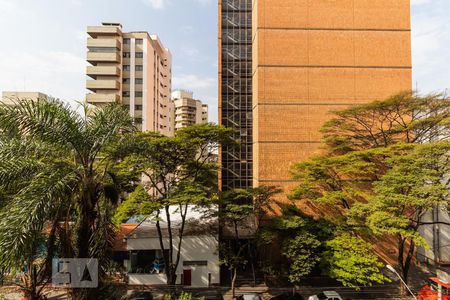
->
(350, 142, 450, 249)
(163, 292, 205, 300)
(0, 98, 135, 299)
(252, 186, 282, 223)
(218, 189, 254, 269)
(283, 232, 321, 284)
(111, 124, 236, 206)
(323, 234, 389, 289)
(113, 185, 155, 224)
(220, 189, 254, 230)
(290, 91, 450, 285)
(290, 150, 384, 214)
(321, 92, 450, 154)
(110, 123, 236, 285)
(259, 205, 333, 284)
(178, 292, 193, 300)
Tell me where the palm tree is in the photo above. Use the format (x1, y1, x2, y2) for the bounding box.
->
(0, 98, 135, 300)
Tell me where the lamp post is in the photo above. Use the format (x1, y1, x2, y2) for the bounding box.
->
(386, 264, 418, 300)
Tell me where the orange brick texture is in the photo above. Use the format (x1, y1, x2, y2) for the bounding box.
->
(252, 0, 412, 204)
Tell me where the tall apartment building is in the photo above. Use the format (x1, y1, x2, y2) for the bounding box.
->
(219, 1, 412, 199)
(86, 23, 174, 136)
(171, 90, 208, 131)
(201, 104, 208, 124)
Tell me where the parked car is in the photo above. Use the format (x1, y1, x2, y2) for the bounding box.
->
(308, 291, 343, 300)
(234, 293, 261, 300)
(418, 277, 450, 300)
(129, 291, 153, 300)
(243, 294, 261, 300)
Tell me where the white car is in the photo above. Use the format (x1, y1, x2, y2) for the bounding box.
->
(242, 294, 261, 300)
(308, 291, 343, 300)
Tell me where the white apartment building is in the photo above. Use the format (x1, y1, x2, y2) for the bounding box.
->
(171, 90, 208, 131)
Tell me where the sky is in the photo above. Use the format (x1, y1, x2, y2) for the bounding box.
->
(0, 0, 449, 123)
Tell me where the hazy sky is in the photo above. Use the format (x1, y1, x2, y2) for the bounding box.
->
(0, 0, 449, 122)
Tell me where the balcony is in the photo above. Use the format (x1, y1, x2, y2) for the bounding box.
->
(87, 26, 121, 38)
(86, 66, 120, 77)
(86, 80, 120, 91)
(87, 38, 121, 49)
(86, 93, 120, 103)
(87, 52, 120, 63)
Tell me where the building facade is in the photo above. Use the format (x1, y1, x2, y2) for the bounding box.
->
(201, 104, 209, 124)
(114, 206, 220, 287)
(171, 90, 209, 131)
(86, 23, 174, 135)
(219, 0, 412, 201)
(2, 91, 49, 104)
(418, 206, 450, 265)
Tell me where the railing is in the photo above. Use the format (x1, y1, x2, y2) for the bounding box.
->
(223, 0, 251, 11)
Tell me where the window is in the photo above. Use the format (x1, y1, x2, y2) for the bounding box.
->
(128, 250, 168, 274)
(135, 78, 143, 84)
(123, 65, 130, 71)
(135, 105, 143, 110)
(123, 78, 130, 84)
(136, 38, 143, 44)
(122, 91, 130, 97)
(135, 91, 143, 97)
(134, 118, 143, 124)
(123, 38, 130, 44)
(135, 52, 143, 58)
(124, 104, 130, 110)
(135, 65, 143, 71)
(88, 47, 116, 53)
(123, 52, 131, 58)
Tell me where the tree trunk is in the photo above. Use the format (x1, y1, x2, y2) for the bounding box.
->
(77, 178, 97, 258)
(231, 267, 238, 299)
(397, 235, 415, 295)
(247, 243, 256, 286)
(397, 236, 407, 295)
(251, 260, 256, 287)
(167, 265, 177, 286)
(72, 177, 98, 300)
(173, 204, 188, 286)
(401, 240, 415, 286)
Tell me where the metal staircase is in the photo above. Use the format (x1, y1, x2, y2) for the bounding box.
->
(220, 0, 253, 190)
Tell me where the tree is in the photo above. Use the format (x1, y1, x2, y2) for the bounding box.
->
(321, 92, 450, 154)
(258, 205, 332, 285)
(350, 142, 450, 285)
(113, 185, 156, 225)
(323, 233, 389, 289)
(218, 189, 254, 298)
(291, 92, 450, 290)
(111, 124, 236, 285)
(283, 233, 321, 285)
(0, 98, 134, 300)
(290, 150, 382, 213)
(292, 142, 450, 287)
(252, 186, 283, 225)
